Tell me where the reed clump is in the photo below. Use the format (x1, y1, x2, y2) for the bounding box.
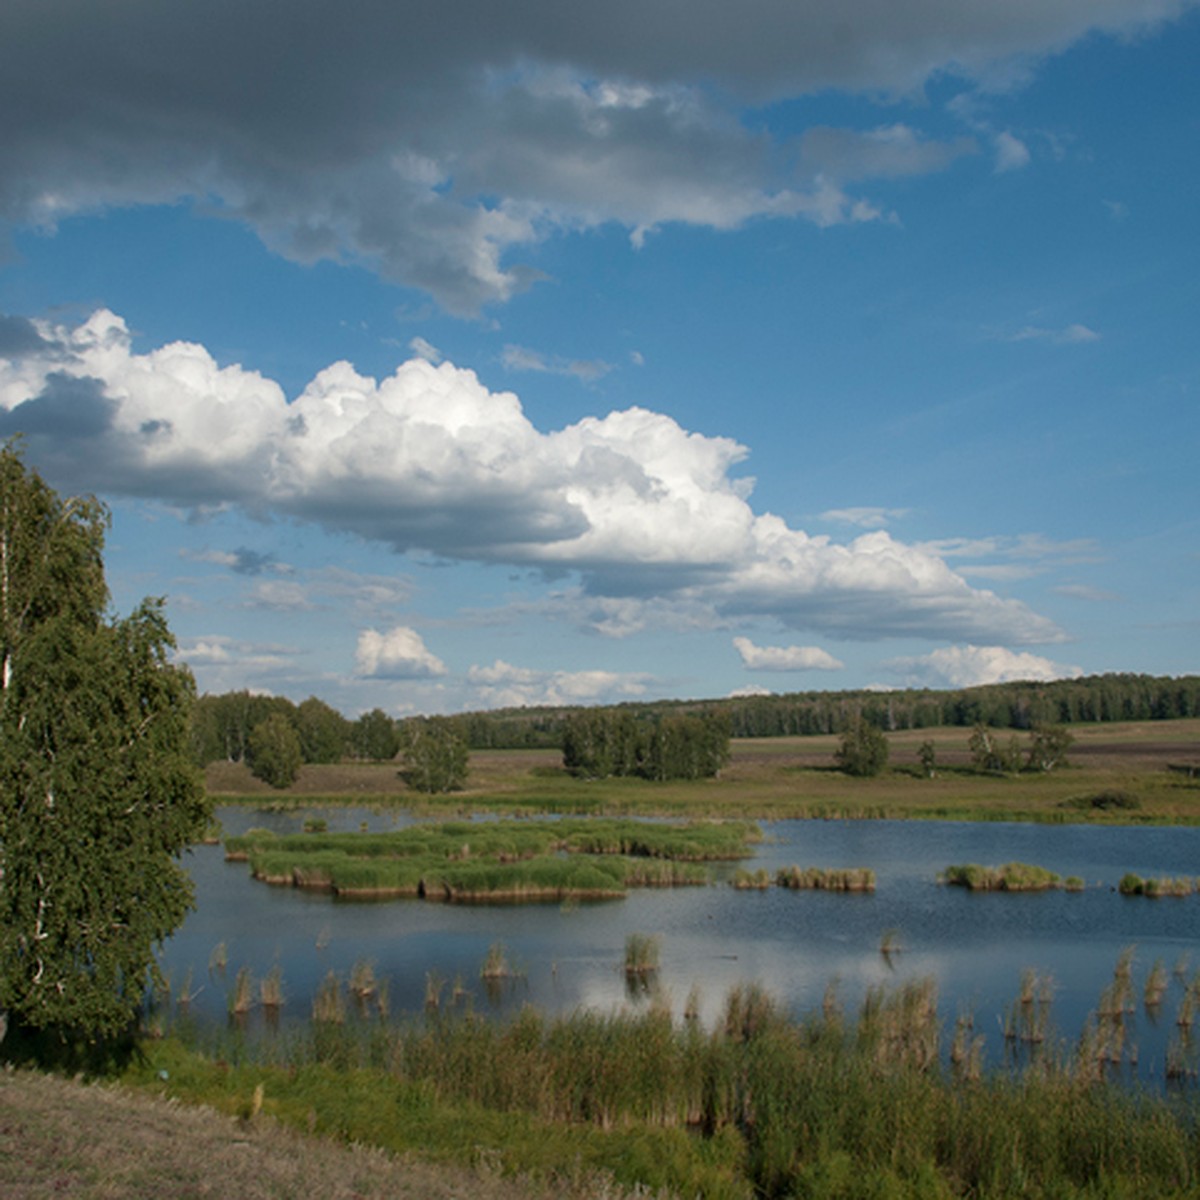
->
(349, 958, 378, 1001)
(311, 970, 345, 1025)
(227, 967, 255, 1018)
(227, 816, 759, 905)
(941, 861, 1062, 891)
(775, 865, 876, 892)
(624, 933, 660, 978)
(133, 961, 1200, 1200)
(260, 964, 284, 1011)
(480, 941, 514, 980)
(1119, 872, 1197, 897)
(731, 867, 771, 889)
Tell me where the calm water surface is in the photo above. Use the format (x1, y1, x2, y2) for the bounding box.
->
(161, 807, 1200, 1082)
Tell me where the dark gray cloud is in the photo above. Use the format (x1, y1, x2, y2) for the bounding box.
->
(0, 372, 115, 438)
(2, 0, 1188, 312)
(229, 547, 276, 576)
(0, 314, 54, 358)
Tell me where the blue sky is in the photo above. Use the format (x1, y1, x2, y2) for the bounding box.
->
(1, 0, 1197, 716)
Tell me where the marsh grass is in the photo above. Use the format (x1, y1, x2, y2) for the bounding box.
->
(425, 970, 446, 1011)
(731, 867, 771, 889)
(312, 971, 345, 1025)
(941, 861, 1062, 891)
(127, 954, 1200, 1200)
(624, 933, 660, 978)
(480, 941, 514, 980)
(259, 965, 284, 1012)
(228, 817, 756, 905)
(227, 967, 255, 1017)
(349, 958, 376, 996)
(775, 865, 875, 891)
(1145, 959, 1169, 1009)
(1119, 872, 1197, 897)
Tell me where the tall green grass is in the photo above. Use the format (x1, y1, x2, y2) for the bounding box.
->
(775, 865, 876, 891)
(227, 816, 754, 903)
(941, 861, 1063, 891)
(132, 965, 1200, 1200)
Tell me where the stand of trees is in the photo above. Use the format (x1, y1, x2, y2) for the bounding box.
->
(562, 708, 731, 781)
(192, 694, 469, 791)
(190, 672, 1199, 776)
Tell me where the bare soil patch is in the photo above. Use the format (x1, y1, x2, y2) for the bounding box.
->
(0, 1068, 570, 1200)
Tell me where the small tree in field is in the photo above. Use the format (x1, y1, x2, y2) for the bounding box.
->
(917, 739, 938, 778)
(0, 444, 209, 1043)
(400, 719, 469, 793)
(1027, 724, 1074, 773)
(247, 712, 304, 788)
(835, 717, 889, 777)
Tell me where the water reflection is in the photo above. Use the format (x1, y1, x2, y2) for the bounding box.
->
(158, 807, 1200, 1084)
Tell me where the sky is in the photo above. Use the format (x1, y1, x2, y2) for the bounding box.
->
(0, 0, 1197, 717)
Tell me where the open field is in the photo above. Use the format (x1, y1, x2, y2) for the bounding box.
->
(206, 719, 1200, 824)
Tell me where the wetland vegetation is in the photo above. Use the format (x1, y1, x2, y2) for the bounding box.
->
(9, 714, 1200, 1198)
(225, 817, 760, 902)
(114, 959, 1200, 1200)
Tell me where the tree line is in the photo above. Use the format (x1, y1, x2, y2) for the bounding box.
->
(193, 670, 1199, 781)
(442, 672, 1200, 748)
(192, 693, 467, 793)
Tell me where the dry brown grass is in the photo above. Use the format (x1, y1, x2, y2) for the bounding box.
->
(0, 1067, 635, 1200)
(204, 720, 1200, 823)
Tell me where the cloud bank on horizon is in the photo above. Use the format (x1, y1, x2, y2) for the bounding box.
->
(1, 0, 1195, 710)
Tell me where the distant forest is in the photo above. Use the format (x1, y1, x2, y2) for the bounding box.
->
(451, 672, 1200, 748)
(193, 673, 1200, 764)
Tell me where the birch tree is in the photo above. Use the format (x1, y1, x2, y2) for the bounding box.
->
(0, 443, 208, 1040)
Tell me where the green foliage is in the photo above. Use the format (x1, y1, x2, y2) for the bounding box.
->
(294, 696, 349, 764)
(351, 707, 399, 761)
(228, 816, 758, 902)
(942, 862, 1062, 891)
(134, 969, 1200, 1200)
(191, 689, 296, 765)
(561, 708, 642, 778)
(967, 722, 1021, 774)
(0, 444, 209, 1041)
(1060, 789, 1141, 812)
(834, 717, 889, 777)
(562, 706, 730, 781)
(917, 739, 937, 778)
(1026, 722, 1075, 772)
(246, 713, 304, 788)
(399, 717, 469, 793)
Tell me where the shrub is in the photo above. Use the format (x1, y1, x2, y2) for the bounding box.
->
(834, 717, 889, 777)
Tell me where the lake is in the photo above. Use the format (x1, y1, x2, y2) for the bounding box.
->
(159, 805, 1200, 1083)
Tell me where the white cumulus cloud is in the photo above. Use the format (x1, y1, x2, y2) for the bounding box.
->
(2, 310, 1065, 646)
(886, 644, 1084, 688)
(467, 659, 650, 708)
(733, 637, 844, 672)
(355, 626, 447, 679)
